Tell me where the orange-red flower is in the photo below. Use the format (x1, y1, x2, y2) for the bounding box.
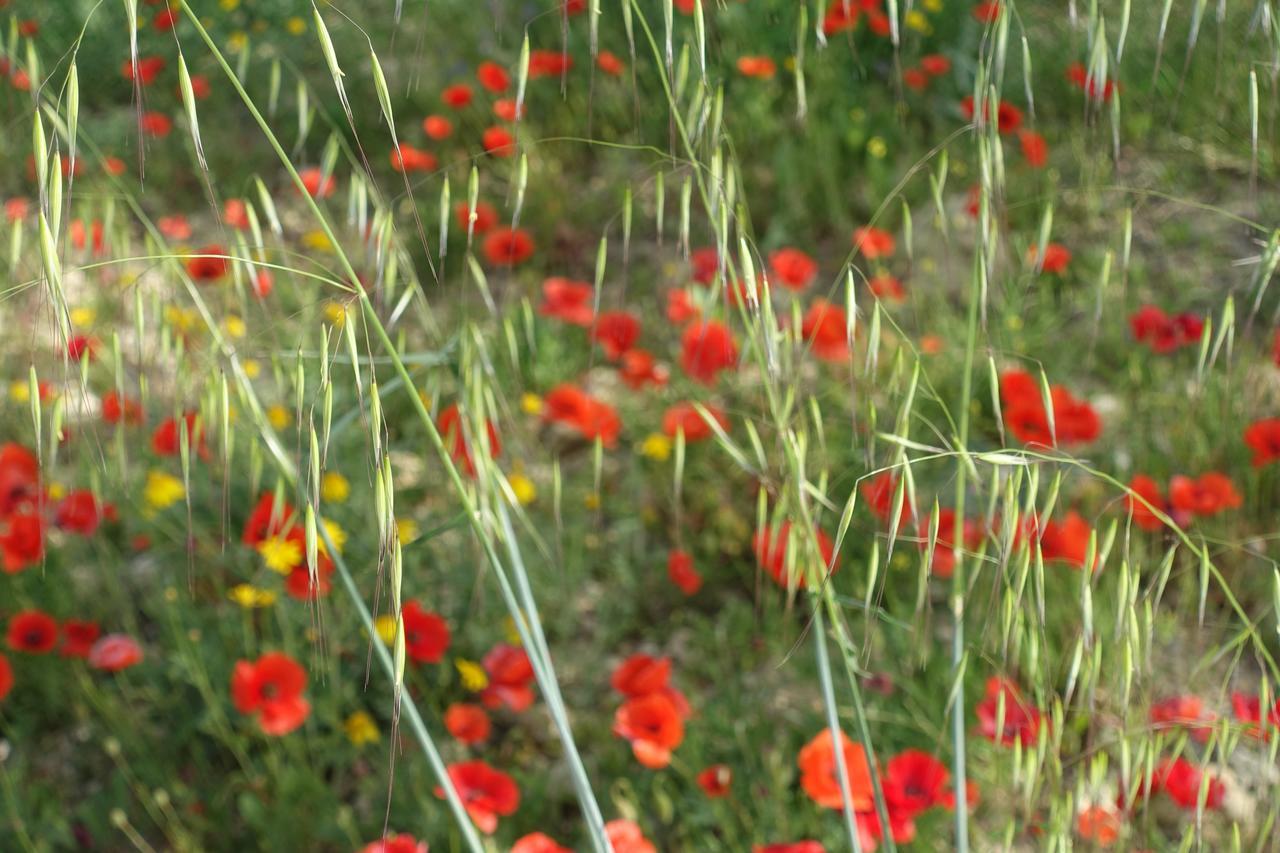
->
(1075, 806, 1121, 847)
(1, 512, 44, 573)
(435, 760, 520, 834)
(455, 200, 498, 235)
(542, 384, 621, 447)
(753, 521, 838, 589)
(88, 634, 143, 672)
(1168, 473, 1241, 518)
(801, 299, 851, 362)
(852, 225, 895, 259)
(445, 702, 492, 744)
(680, 320, 739, 384)
(1027, 242, 1071, 274)
(482, 226, 535, 265)
(1125, 475, 1166, 532)
(697, 763, 732, 797)
(477, 61, 510, 93)
(0, 442, 40, 517)
(604, 819, 657, 853)
(512, 833, 572, 853)
(1018, 129, 1048, 168)
(186, 244, 229, 281)
(539, 277, 595, 326)
(1244, 418, 1280, 467)
(402, 601, 450, 663)
(797, 728, 874, 811)
(437, 403, 501, 477)
(230, 652, 310, 735)
(1150, 695, 1215, 742)
(390, 143, 438, 173)
(737, 56, 777, 79)
(960, 95, 1022, 133)
(861, 471, 911, 528)
(298, 167, 337, 198)
(613, 692, 685, 768)
(359, 834, 428, 853)
(481, 643, 536, 711)
(442, 83, 473, 108)
(482, 126, 516, 157)
(768, 248, 818, 290)
(976, 676, 1043, 746)
(592, 311, 641, 360)
(7, 610, 57, 653)
(918, 509, 985, 578)
(619, 349, 669, 389)
(662, 402, 727, 443)
(0, 653, 11, 701)
(423, 114, 453, 139)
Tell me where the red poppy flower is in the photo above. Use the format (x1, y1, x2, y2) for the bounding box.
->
(697, 764, 732, 797)
(298, 167, 337, 198)
(1, 512, 45, 573)
(960, 95, 1022, 133)
(768, 248, 817, 290)
(737, 56, 777, 79)
(493, 98, 526, 122)
(542, 384, 621, 447)
(423, 114, 453, 139)
(285, 559, 334, 600)
(231, 651, 311, 735)
(972, 1, 1002, 23)
(662, 402, 727, 443)
(482, 126, 516, 157)
(438, 403, 501, 477)
(1018, 129, 1048, 167)
(1130, 305, 1203, 352)
(861, 471, 911, 528)
(883, 749, 955, 817)
(482, 226, 535, 265)
(1151, 757, 1224, 811)
(528, 50, 573, 79)
(1169, 473, 1241, 519)
(1000, 371, 1099, 446)
(359, 834, 428, 853)
(1075, 806, 1121, 847)
(976, 676, 1043, 746)
(401, 601, 450, 663)
(153, 8, 178, 30)
(853, 226, 896, 259)
(61, 619, 100, 658)
(390, 143, 438, 173)
(222, 198, 250, 229)
(1066, 62, 1117, 101)
(1150, 695, 1215, 742)
(1244, 418, 1280, 467)
(690, 247, 721, 285)
(105, 156, 127, 176)
(619, 349, 669, 389)
(611, 653, 670, 697)
(140, 112, 172, 137)
(7, 610, 58, 653)
(680, 320, 739, 384)
(753, 521, 838, 589)
(481, 643, 536, 711)
(456, 200, 498, 235)
(152, 412, 208, 458)
(158, 214, 192, 240)
(903, 68, 928, 91)
(801, 299, 851, 362)
(797, 728, 874, 811)
(122, 56, 166, 85)
(1033, 511, 1096, 569)
(592, 311, 641, 359)
(604, 819, 657, 853)
(1231, 691, 1280, 739)
(512, 833, 573, 853)
(1027, 242, 1071, 274)
(442, 83, 473, 108)
(0, 443, 40, 517)
(921, 54, 952, 76)
(186, 244, 229, 281)
(56, 490, 112, 536)
(613, 692, 685, 768)
(445, 702, 492, 744)
(242, 492, 294, 546)
(919, 509, 985, 578)
(666, 290, 700, 327)
(101, 391, 143, 426)
(538, 277, 595, 326)
(0, 653, 11, 701)
(89, 634, 144, 672)
(1125, 475, 1166, 532)
(822, 0, 860, 35)
(477, 61, 510, 93)
(597, 51, 625, 76)
(434, 760, 520, 834)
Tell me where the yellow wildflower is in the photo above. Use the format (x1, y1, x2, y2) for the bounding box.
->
(286, 16, 307, 35)
(508, 472, 536, 506)
(321, 471, 350, 503)
(8, 381, 28, 402)
(70, 307, 95, 327)
(144, 471, 185, 510)
(374, 614, 398, 645)
(303, 230, 333, 252)
(243, 359, 261, 379)
(396, 518, 419, 544)
(228, 584, 277, 608)
(639, 433, 672, 461)
(224, 315, 246, 339)
(267, 405, 292, 431)
(323, 302, 347, 327)
(257, 536, 302, 574)
(455, 659, 489, 691)
(344, 711, 379, 745)
(520, 393, 543, 415)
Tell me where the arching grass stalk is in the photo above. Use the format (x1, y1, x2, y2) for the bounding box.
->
(176, 5, 613, 848)
(814, 606, 864, 852)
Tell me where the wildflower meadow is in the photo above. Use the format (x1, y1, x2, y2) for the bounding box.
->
(3, 0, 1280, 850)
